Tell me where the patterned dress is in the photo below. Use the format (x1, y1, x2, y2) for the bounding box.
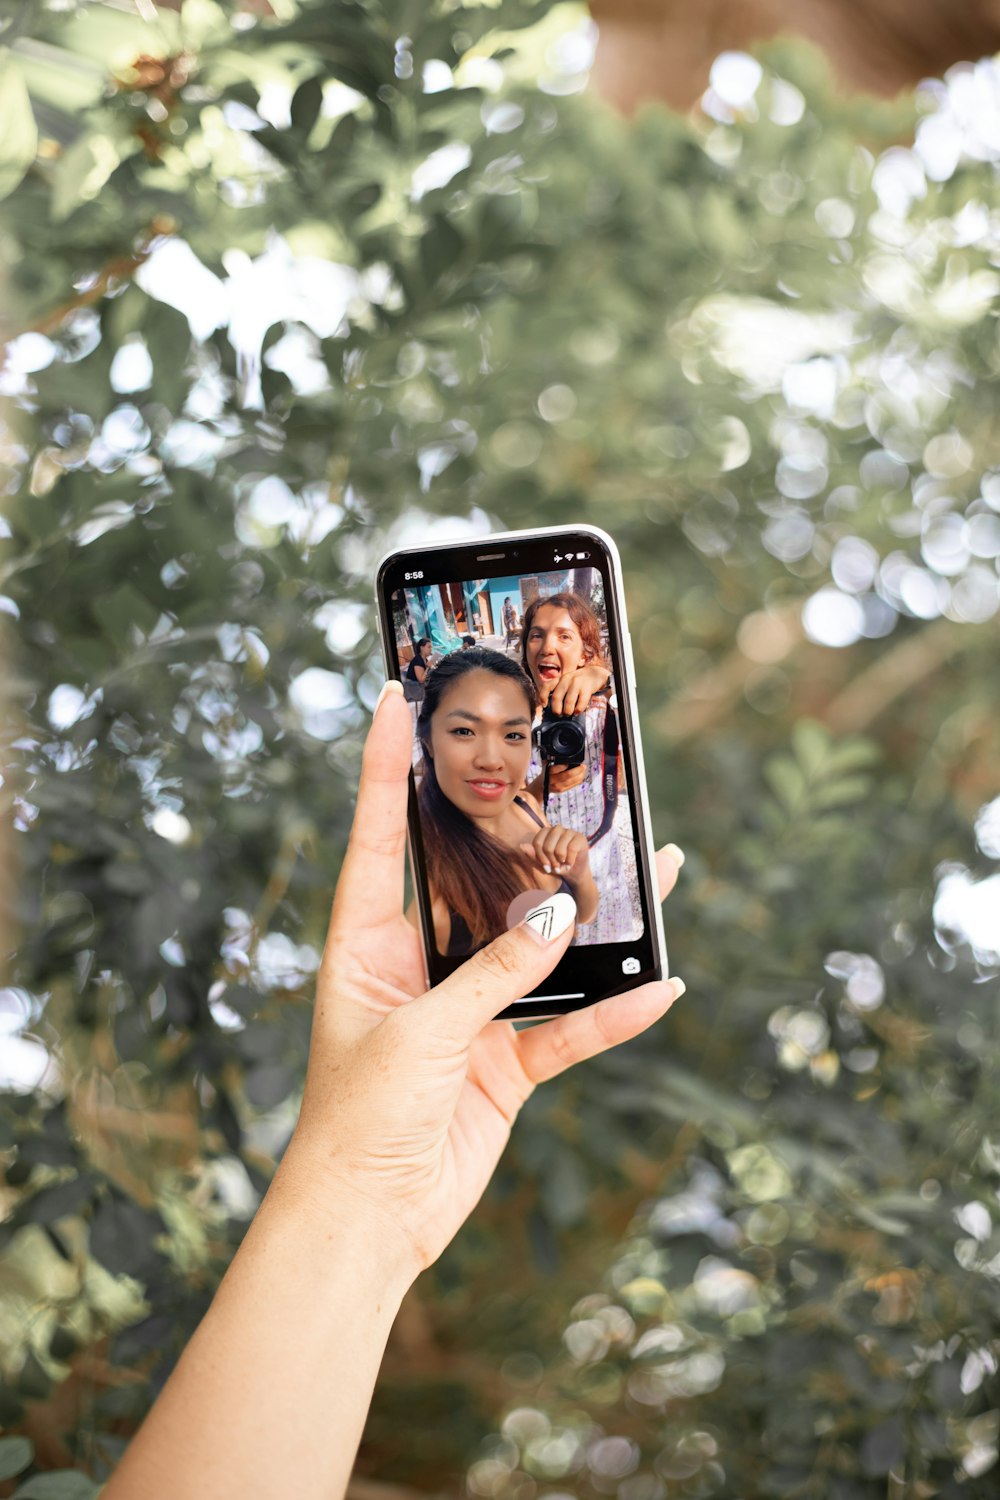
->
(527, 697, 643, 946)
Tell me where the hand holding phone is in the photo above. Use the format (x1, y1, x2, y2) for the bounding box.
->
(290, 680, 684, 1269)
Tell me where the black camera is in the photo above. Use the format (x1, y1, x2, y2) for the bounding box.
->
(534, 706, 587, 769)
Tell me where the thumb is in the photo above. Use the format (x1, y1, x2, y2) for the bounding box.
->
(414, 892, 577, 1045)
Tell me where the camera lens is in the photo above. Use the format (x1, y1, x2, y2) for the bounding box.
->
(537, 711, 587, 768)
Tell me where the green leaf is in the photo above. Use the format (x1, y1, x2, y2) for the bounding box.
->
(826, 738, 880, 774)
(146, 299, 194, 411)
(13, 1473, 100, 1500)
(51, 131, 130, 221)
(420, 213, 464, 287)
(33, 344, 115, 422)
(763, 753, 806, 811)
(89, 1195, 165, 1278)
(0, 53, 39, 201)
(0, 1438, 34, 1483)
(35, 11, 158, 70)
(290, 74, 324, 139)
(175, 0, 231, 48)
(12, 1175, 96, 1228)
(91, 582, 161, 644)
(12, 42, 106, 115)
(812, 774, 873, 810)
(791, 718, 830, 776)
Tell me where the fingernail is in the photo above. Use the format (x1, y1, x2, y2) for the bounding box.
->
(668, 976, 686, 1000)
(375, 679, 404, 713)
(664, 842, 685, 868)
(542, 863, 552, 874)
(521, 891, 577, 944)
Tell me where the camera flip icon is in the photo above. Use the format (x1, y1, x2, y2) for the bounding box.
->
(621, 956, 641, 975)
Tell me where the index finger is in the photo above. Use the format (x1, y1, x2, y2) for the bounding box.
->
(329, 681, 413, 936)
(548, 674, 571, 715)
(561, 685, 585, 716)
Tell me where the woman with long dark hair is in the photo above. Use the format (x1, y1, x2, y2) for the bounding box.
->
(416, 648, 599, 955)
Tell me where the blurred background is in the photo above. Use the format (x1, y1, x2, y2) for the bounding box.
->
(1, 1, 999, 1496)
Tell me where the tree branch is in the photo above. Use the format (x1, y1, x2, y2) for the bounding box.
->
(1, 221, 173, 348)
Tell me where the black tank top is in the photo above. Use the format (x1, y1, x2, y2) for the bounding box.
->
(445, 796, 573, 957)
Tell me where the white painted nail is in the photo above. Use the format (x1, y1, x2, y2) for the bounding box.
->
(664, 842, 685, 868)
(521, 891, 577, 943)
(668, 977, 686, 999)
(375, 679, 404, 712)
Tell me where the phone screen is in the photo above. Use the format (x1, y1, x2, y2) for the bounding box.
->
(376, 528, 664, 1017)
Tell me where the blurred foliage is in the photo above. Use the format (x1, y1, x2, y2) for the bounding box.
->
(1, 0, 999, 1495)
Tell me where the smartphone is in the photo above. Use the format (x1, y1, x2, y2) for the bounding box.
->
(374, 524, 666, 1019)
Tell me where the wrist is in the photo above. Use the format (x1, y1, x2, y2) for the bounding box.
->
(269, 1138, 421, 1299)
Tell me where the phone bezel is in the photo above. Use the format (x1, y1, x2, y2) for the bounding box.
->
(375, 524, 666, 1018)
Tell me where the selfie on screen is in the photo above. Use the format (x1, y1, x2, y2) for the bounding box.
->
(391, 565, 644, 956)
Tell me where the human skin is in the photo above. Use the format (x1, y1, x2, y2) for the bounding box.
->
(425, 668, 599, 932)
(100, 682, 684, 1500)
(524, 602, 613, 792)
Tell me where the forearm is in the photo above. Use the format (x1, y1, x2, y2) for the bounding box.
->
(103, 1156, 415, 1500)
(568, 868, 599, 923)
